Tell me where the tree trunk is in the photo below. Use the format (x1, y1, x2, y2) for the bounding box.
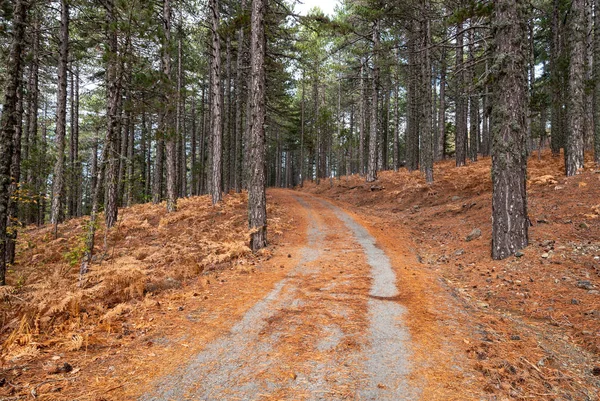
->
(248, 0, 267, 251)
(300, 70, 305, 186)
(191, 92, 198, 195)
(50, 0, 69, 234)
(393, 48, 400, 170)
(550, 0, 564, 156)
(210, 0, 223, 205)
(6, 78, 24, 265)
(163, 0, 177, 212)
(491, 0, 529, 260)
(235, 0, 247, 193)
(468, 27, 478, 162)
(359, 61, 366, 176)
(366, 20, 379, 183)
(24, 14, 40, 225)
(594, 0, 600, 164)
(455, 21, 467, 167)
(421, 4, 433, 183)
(406, 21, 420, 172)
(566, 0, 586, 176)
(104, 1, 123, 230)
(126, 110, 134, 207)
(437, 46, 447, 161)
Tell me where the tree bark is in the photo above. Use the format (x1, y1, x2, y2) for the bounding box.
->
(421, 4, 433, 183)
(436, 46, 447, 161)
(248, 0, 267, 251)
(455, 21, 467, 167)
(366, 20, 379, 183)
(6, 77, 24, 266)
(594, 0, 600, 164)
(24, 13, 40, 225)
(235, 0, 247, 193)
(468, 27, 478, 162)
(164, 0, 177, 212)
(104, 6, 123, 230)
(393, 48, 400, 170)
(566, 0, 586, 176)
(359, 60, 366, 176)
(491, 0, 529, 260)
(210, 0, 223, 205)
(50, 0, 69, 235)
(550, 0, 564, 156)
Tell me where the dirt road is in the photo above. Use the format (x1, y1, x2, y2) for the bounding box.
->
(141, 192, 423, 400)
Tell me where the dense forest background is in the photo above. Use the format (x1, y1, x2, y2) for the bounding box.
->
(0, 0, 599, 281)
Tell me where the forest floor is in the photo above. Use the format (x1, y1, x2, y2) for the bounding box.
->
(301, 150, 600, 400)
(0, 150, 598, 400)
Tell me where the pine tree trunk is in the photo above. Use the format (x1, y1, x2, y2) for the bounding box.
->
(550, 0, 564, 156)
(200, 84, 207, 194)
(594, 0, 600, 164)
(366, 20, 379, 183)
(393, 48, 400, 170)
(24, 14, 40, 225)
(406, 22, 420, 172)
(191, 93, 198, 195)
(359, 61, 366, 176)
(299, 70, 305, 186)
(104, 0, 123, 229)
(421, 4, 433, 183)
(455, 21, 467, 167)
(163, 0, 177, 212)
(6, 78, 24, 265)
(210, 0, 223, 205)
(126, 111, 134, 207)
(235, 0, 246, 193)
(481, 60, 491, 157)
(224, 36, 233, 194)
(248, 0, 267, 251)
(437, 46, 447, 161)
(153, 138, 164, 203)
(491, 0, 529, 260)
(468, 27, 478, 162)
(566, 0, 586, 176)
(50, 0, 69, 234)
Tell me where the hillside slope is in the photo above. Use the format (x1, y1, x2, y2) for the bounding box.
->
(301, 151, 600, 400)
(0, 193, 295, 400)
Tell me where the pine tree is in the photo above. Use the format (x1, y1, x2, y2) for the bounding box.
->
(491, 0, 529, 260)
(248, 0, 267, 250)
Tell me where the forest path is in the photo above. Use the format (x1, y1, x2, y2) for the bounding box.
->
(141, 191, 419, 401)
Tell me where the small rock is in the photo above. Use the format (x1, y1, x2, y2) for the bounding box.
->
(537, 219, 550, 224)
(510, 335, 521, 341)
(455, 249, 465, 256)
(178, 306, 185, 311)
(452, 196, 461, 201)
(541, 253, 550, 259)
(477, 301, 489, 308)
(48, 362, 73, 375)
(593, 367, 600, 376)
(571, 299, 581, 305)
(466, 228, 482, 242)
(515, 251, 524, 258)
(541, 240, 555, 248)
(588, 290, 599, 295)
(563, 219, 573, 224)
(577, 280, 594, 290)
(580, 222, 589, 229)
